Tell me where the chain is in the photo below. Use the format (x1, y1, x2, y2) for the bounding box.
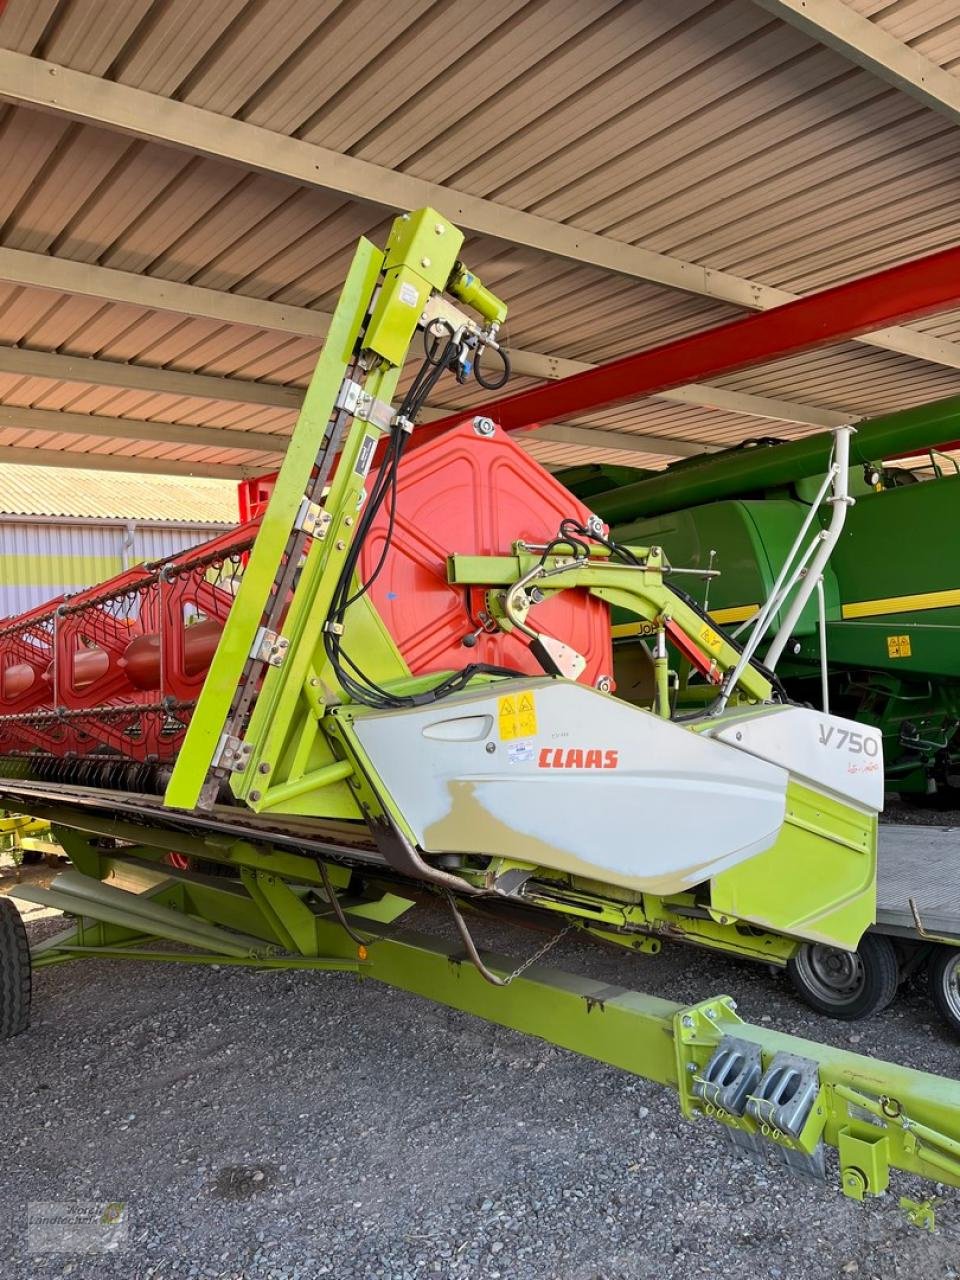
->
(444, 889, 579, 987)
(502, 919, 578, 985)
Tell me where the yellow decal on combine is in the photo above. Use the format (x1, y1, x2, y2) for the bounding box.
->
(498, 691, 538, 740)
(709, 604, 759, 626)
(887, 635, 912, 659)
(611, 620, 659, 639)
(698, 623, 723, 655)
(843, 587, 960, 620)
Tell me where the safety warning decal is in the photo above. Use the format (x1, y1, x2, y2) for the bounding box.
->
(697, 622, 723, 655)
(498, 691, 538, 740)
(887, 634, 912, 659)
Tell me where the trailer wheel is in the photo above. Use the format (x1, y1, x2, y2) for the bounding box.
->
(927, 946, 960, 1035)
(0, 897, 30, 1039)
(787, 933, 899, 1020)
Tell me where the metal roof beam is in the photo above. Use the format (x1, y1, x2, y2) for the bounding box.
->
(0, 246, 331, 340)
(418, 405, 711, 459)
(656, 383, 849, 428)
(0, 248, 855, 431)
(754, 0, 960, 129)
(421, 241, 960, 439)
(0, 404, 287, 456)
(0, 51, 783, 310)
(1, 50, 959, 375)
(520, 424, 716, 458)
(0, 345, 300, 408)
(511, 349, 848, 426)
(0, 444, 251, 480)
(0, 392, 711, 468)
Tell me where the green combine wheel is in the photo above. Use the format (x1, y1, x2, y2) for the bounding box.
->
(0, 897, 30, 1039)
(787, 933, 899, 1021)
(927, 946, 960, 1036)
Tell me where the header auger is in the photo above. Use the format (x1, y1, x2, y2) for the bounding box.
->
(3, 209, 960, 1214)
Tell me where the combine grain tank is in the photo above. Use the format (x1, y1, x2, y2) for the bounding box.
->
(560, 395, 960, 800)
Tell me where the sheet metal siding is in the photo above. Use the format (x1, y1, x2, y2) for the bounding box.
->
(0, 518, 223, 617)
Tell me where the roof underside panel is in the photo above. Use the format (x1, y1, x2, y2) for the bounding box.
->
(0, 0, 953, 476)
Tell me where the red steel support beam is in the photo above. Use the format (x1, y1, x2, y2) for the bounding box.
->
(416, 243, 960, 447)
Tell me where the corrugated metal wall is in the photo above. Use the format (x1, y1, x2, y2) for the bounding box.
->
(0, 518, 230, 618)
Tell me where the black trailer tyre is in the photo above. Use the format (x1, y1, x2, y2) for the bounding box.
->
(928, 946, 960, 1035)
(787, 932, 899, 1020)
(0, 896, 30, 1038)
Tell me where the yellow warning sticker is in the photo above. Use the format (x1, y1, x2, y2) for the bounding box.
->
(697, 623, 723, 655)
(887, 634, 912, 659)
(498, 691, 538, 740)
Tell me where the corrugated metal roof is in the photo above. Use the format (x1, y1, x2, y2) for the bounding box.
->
(0, 463, 237, 522)
(0, 0, 954, 474)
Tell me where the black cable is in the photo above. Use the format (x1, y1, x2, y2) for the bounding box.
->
(328, 345, 435, 626)
(318, 860, 373, 948)
(551, 517, 788, 701)
(474, 343, 511, 390)
(323, 321, 527, 710)
(539, 528, 591, 565)
(319, 307, 530, 710)
(558, 517, 642, 567)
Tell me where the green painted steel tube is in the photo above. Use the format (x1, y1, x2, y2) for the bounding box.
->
(588, 392, 960, 524)
(253, 759, 355, 811)
(14, 883, 264, 958)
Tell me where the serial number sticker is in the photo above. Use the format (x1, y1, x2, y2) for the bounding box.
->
(398, 281, 420, 307)
(698, 623, 723, 654)
(498, 691, 538, 740)
(507, 740, 536, 765)
(354, 434, 376, 478)
(887, 634, 912, 658)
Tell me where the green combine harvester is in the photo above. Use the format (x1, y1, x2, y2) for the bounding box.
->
(560, 399, 960, 803)
(2, 209, 960, 1212)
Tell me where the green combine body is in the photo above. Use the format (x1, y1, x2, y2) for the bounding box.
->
(560, 406, 960, 798)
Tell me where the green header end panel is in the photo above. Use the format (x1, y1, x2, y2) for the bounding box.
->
(162, 207, 467, 821)
(711, 781, 876, 949)
(235, 592, 410, 820)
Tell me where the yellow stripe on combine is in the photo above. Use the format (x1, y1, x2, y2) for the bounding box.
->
(611, 603, 759, 639)
(709, 604, 759, 625)
(841, 587, 960, 620)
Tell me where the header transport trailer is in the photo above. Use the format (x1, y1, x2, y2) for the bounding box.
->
(558, 396, 960, 806)
(5, 211, 960, 1209)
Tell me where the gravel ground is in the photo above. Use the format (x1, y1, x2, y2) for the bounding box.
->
(885, 798, 960, 827)
(2, 862, 959, 1280)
